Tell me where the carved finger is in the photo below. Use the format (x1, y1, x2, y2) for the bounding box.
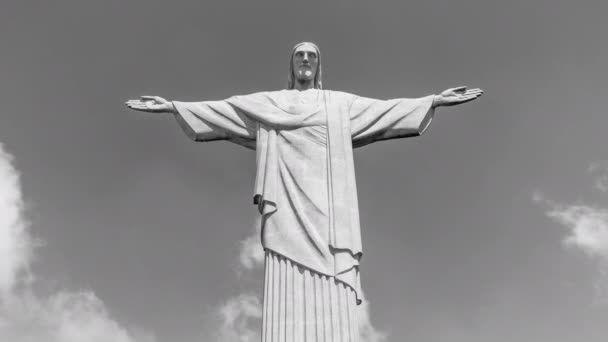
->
(459, 96, 480, 103)
(141, 96, 161, 103)
(130, 104, 150, 110)
(129, 103, 150, 109)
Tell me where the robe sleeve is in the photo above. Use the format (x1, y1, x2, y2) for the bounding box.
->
(349, 95, 436, 148)
(172, 99, 257, 150)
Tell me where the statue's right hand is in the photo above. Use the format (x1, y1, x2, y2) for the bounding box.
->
(125, 96, 175, 114)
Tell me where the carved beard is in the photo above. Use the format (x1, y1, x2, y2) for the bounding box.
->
(297, 69, 314, 79)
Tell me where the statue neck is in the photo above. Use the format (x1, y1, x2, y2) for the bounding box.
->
(294, 79, 315, 91)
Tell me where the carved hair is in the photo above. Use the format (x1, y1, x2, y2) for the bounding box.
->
(287, 42, 323, 90)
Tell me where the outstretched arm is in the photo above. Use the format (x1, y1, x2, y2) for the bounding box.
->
(126, 95, 257, 149)
(349, 94, 435, 148)
(350, 86, 483, 148)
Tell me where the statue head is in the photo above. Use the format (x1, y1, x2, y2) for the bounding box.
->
(287, 42, 322, 90)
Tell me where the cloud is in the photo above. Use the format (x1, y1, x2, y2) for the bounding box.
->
(0, 143, 154, 342)
(547, 203, 608, 259)
(217, 227, 388, 342)
(0, 144, 32, 296)
(0, 290, 155, 342)
(215, 294, 262, 342)
(535, 165, 608, 306)
(238, 227, 264, 272)
(588, 161, 608, 193)
(535, 193, 608, 260)
(358, 297, 388, 342)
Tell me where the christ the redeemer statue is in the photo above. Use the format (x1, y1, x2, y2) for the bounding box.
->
(126, 42, 483, 342)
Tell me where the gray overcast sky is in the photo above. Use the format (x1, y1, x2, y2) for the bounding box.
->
(1, 0, 608, 341)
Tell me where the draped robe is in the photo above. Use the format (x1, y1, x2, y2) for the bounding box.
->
(172, 89, 435, 306)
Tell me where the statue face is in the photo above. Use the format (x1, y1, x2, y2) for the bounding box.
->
(292, 43, 319, 83)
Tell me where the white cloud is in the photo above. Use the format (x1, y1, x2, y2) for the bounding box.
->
(358, 296, 388, 342)
(0, 143, 153, 342)
(215, 294, 262, 342)
(238, 228, 264, 271)
(535, 192, 608, 260)
(535, 177, 608, 306)
(0, 290, 155, 342)
(548, 204, 608, 259)
(0, 145, 32, 296)
(588, 161, 608, 193)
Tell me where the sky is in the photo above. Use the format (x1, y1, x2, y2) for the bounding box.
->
(1, 0, 608, 341)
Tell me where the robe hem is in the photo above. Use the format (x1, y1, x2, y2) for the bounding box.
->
(263, 248, 363, 305)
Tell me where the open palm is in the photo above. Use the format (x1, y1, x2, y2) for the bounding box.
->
(435, 86, 484, 107)
(125, 96, 174, 113)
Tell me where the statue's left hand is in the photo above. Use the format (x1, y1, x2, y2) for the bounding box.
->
(125, 96, 175, 114)
(433, 86, 484, 107)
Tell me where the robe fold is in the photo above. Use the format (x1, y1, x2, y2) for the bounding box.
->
(172, 89, 435, 306)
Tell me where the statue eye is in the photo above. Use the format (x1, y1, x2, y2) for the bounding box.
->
(295, 52, 304, 57)
(309, 53, 317, 59)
